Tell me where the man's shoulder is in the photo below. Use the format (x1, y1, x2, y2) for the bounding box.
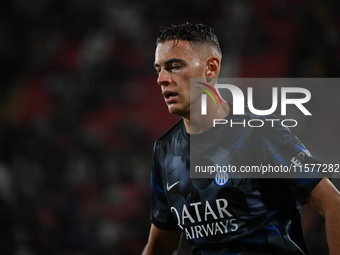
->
(153, 119, 187, 157)
(155, 119, 184, 144)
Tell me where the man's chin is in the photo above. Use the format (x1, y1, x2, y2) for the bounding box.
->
(168, 108, 180, 116)
(168, 107, 189, 119)
(167, 106, 182, 116)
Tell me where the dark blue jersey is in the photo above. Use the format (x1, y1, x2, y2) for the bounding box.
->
(150, 106, 322, 255)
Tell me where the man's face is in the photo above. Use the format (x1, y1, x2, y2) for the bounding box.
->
(154, 40, 206, 118)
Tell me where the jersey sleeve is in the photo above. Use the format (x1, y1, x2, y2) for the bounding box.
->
(257, 118, 325, 204)
(150, 142, 180, 230)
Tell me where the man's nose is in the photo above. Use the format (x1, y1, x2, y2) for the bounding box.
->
(157, 69, 172, 86)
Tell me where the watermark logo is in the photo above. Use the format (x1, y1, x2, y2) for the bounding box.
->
(196, 82, 222, 115)
(190, 78, 340, 179)
(197, 82, 312, 128)
(200, 84, 311, 117)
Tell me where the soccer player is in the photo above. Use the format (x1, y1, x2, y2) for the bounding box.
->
(142, 23, 340, 255)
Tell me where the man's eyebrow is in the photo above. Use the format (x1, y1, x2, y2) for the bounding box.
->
(154, 58, 185, 68)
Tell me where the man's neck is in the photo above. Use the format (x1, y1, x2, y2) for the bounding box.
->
(183, 101, 230, 134)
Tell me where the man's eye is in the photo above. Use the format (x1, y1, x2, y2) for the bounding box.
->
(171, 66, 181, 71)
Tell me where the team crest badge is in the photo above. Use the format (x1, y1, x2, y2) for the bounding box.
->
(214, 171, 229, 186)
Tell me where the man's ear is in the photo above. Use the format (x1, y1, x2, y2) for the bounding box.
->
(205, 57, 220, 79)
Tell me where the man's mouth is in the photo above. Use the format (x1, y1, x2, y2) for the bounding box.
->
(163, 91, 178, 103)
(167, 94, 176, 99)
